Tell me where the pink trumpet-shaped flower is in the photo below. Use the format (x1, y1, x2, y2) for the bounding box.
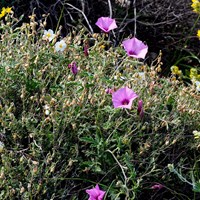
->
(122, 37, 148, 59)
(112, 87, 138, 109)
(95, 17, 117, 33)
(86, 184, 106, 200)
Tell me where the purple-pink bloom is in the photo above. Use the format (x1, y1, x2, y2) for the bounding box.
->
(71, 62, 78, 75)
(68, 62, 78, 75)
(151, 184, 164, 190)
(68, 63, 72, 69)
(86, 184, 106, 200)
(105, 88, 114, 94)
(137, 99, 144, 118)
(95, 17, 117, 33)
(122, 37, 148, 59)
(112, 87, 138, 109)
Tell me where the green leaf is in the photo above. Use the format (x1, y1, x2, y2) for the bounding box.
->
(193, 182, 200, 193)
(26, 79, 40, 93)
(79, 136, 96, 144)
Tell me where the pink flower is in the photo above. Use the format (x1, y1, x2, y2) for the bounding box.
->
(71, 62, 78, 75)
(68, 62, 78, 75)
(68, 63, 72, 68)
(95, 17, 117, 33)
(122, 37, 148, 59)
(137, 99, 144, 118)
(112, 87, 138, 109)
(151, 184, 163, 190)
(86, 184, 106, 200)
(105, 88, 114, 94)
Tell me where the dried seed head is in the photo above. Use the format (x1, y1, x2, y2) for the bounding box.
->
(20, 187, 25, 194)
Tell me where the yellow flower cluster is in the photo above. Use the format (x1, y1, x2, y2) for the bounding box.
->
(191, 0, 200, 14)
(190, 68, 200, 81)
(170, 66, 182, 76)
(0, 7, 12, 19)
(197, 30, 200, 39)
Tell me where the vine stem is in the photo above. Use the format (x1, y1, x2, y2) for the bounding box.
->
(106, 149, 128, 183)
(133, 0, 137, 37)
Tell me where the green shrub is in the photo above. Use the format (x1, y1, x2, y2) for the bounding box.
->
(0, 9, 200, 200)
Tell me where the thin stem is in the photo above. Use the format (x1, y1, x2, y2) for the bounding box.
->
(106, 149, 128, 183)
(65, 3, 94, 33)
(107, 0, 112, 18)
(133, 0, 137, 37)
(184, 14, 200, 48)
(55, 5, 64, 33)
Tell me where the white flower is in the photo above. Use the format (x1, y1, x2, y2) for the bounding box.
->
(113, 75, 118, 80)
(45, 109, 50, 116)
(138, 72, 145, 80)
(44, 105, 50, 110)
(134, 72, 146, 83)
(195, 81, 200, 92)
(55, 40, 67, 52)
(44, 105, 50, 116)
(43, 29, 55, 42)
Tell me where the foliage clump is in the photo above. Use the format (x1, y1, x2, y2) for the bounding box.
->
(0, 9, 200, 200)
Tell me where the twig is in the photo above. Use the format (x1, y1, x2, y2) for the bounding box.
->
(133, 0, 136, 37)
(65, 3, 93, 34)
(80, 0, 85, 13)
(107, 0, 113, 18)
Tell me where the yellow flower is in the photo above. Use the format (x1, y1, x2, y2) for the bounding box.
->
(100, 45, 105, 49)
(190, 68, 198, 80)
(5, 7, 12, 13)
(0, 7, 12, 19)
(0, 13, 4, 19)
(0, 7, 6, 18)
(193, 130, 200, 139)
(191, 0, 200, 14)
(197, 30, 200, 39)
(171, 66, 182, 76)
(1, 7, 7, 15)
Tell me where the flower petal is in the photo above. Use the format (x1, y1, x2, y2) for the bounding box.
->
(112, 87, 138, 109)
(123, 37, 148, 59)
(95, 17, 117, 32)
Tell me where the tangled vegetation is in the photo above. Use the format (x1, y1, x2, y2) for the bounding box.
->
(0, 3, 200, 200)
(2, 0, 200, 71)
